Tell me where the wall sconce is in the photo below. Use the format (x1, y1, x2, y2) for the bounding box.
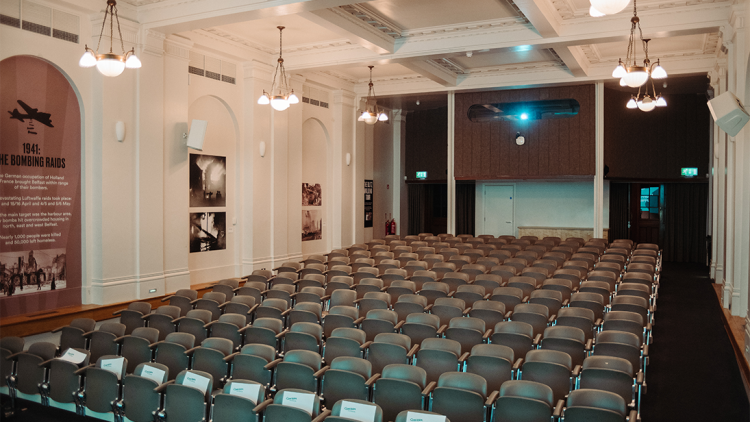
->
(259, 141, 266, 157)
(115, 121, 125, 142)
(346, 153, 351, 166)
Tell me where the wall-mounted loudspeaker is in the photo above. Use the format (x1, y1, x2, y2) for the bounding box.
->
(707, 91, 749, 137)
(186, 119, 208, 150)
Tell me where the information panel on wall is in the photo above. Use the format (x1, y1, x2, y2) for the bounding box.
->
(0, 56, 82, 317)
(364, 180, 373, 228)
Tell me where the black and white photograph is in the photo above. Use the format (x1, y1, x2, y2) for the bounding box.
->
(190, 212, 227, 253)
(189, 154, 227, 207)
(302, 210, 322, 241)
(0, 248, 67, 297)
(302, 183, 322, 206)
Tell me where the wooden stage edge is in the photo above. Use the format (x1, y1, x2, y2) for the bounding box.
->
(0, 281, 219, 338)
(713, 283, 750, 400)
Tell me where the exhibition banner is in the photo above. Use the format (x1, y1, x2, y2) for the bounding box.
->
(0, 56, 82, 316)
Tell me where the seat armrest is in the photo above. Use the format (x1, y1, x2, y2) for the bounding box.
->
(238, 325, 250, 334)
(353, 298, 363, 304)
(422, 381, 437, 396)
(185, 347, 201, 356)
(594, 318, 603, 327)
(448, 291, 456, 297)
(553, 399, 565, 418)
(485, 390, 499, 406)
(224, 352, 240, 362)
(504, 311, 513, 320)
(161, 295, 175, 302)
(173, 316, 187, 324)
(585, 339, 593, 352)
(74, 364, 96, 375)
(459, 352, 470, 363)
(360, 341, 374, 350)
(154, 380, 175, 393)
(512, 358, 524, 371)
(522, 296, 529, 303)
(321, 295, 331, 302)
(643, 344, 649, 357)
(365, 373, 381, 386)
(313, 365, 330, 378)
(114, 336, 127, 344)
(407, 344, 420, 358)
(6, 351, 25, 361)
(637, 370, 644, 384)
(281, 308, 292, 316)
(532, 334, 542, 346)
(462, 308, 471, 315)
(425, 304, 434, 311)
(275, 329, 289, 339)
(112, 309, 124, 316)
(483, 329, 493, 340)
(39, 359, 55, 368)
(253, 397, 274, 414)
(204, 321, 217, 329)
(260, 289, 271, 295)
(264, 358, 283, 370)
(190, 299, 201, 305)
(312, 409, 332, 422)
(82, 330, 97, 338)
(628, 409, 638, 422)
(572, 365, 581, 377)
(437, 325, 447, 335)
(547, 315, 556, 324)
(562, 299, 569, 307)
(248, 304, 260, 315)
(394, 321, 405, 330)
(354, 317, 366, 325)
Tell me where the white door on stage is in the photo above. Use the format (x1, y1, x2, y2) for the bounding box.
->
(484, 185, 514, 236)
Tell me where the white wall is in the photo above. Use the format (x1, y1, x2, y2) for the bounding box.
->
(475, 180, 610, 236)
(301, 118, 328, 256)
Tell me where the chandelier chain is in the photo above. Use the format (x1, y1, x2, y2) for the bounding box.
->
(114, 4, 126, 54)
(95, 5, 109, 53)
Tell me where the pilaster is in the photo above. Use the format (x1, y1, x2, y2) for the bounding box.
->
(333, 89, 357, 248)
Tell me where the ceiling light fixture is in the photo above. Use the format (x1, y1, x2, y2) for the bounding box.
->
(612, 0, 667, 88)
(358, 66, 388, 125)
(589, 0, 629, 15)
(257, 26, 299, 111)
(627, 77, 667, 112)
(79, 0, 141, 77)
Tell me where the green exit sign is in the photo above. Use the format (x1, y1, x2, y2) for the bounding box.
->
(416, 171, 427, 179)
(681, 167, 698, 177)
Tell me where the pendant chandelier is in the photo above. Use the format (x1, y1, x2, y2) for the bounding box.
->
(611, 0, 667, 88)
(626, 77, 667, 112)
(257, 26, 299, 111)
(358, 66, 388, 125)
(79, 0, 141, 77)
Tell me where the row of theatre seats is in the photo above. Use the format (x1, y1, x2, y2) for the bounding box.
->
(0, 233, 660, 422)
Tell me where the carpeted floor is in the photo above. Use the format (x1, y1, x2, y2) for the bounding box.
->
(640, 262, 749, 422)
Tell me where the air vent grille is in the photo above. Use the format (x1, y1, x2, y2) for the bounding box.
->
(1, 0, 78, 43)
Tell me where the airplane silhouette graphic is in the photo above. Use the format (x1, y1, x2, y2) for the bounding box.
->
(8, 100, 53, 128)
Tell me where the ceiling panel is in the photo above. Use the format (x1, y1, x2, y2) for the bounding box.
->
(367, 0, 518, 29)
(451, 49, 557, 69)
(331, 63, 417, 81)
(594, 33, 710, 60)
(212, 14, 345, 50)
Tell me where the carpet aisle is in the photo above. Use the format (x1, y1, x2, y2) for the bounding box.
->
(640, 262, 749, 421)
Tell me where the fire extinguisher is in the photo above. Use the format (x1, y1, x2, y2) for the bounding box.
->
(385, 213, 390, 237)
(390, 215, 397, 235)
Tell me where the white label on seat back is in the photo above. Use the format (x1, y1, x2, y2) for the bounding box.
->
(60, 348, 87, 364)
(140, 365, 166, 385)
(182, 372, 210, 394)
(405, 412, 447, 422)
(100, 357, 125, 380)
(229, 382, 261, 403)
(281, 391, 315, 414)
(340, 401, 377, 422)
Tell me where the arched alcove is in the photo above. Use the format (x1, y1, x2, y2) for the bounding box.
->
(186, 95, 240, 282)
(301, 117, 331, 254)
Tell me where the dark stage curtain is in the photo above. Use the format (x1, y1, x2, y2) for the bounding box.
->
(408, 184, 426, 235)
(456, 182, 476, 235)
(608, 182, 630, 242)
(661, 183, 708, 263)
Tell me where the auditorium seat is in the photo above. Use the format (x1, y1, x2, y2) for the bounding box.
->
(431, 372, 491, 422)
(494, 380, 558, 422)
(321, 357, 374, 408)
(156, 369, 214, 422)
(520, 349, 573, 403)
(113, 302, 152, 335)
(116, 362, 169, 422)
(209, 380, 268, 422)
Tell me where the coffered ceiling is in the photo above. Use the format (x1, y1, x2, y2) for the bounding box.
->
(104, 0, 730, 98)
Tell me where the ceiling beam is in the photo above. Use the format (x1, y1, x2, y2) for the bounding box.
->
(301, 8, 396, 55)
(401, 60, 460, 86)
(554, 46, 588, 77)
(284, 3, 728, 71)
(139, 0, 375, 34)
(513, 0, 561, 37)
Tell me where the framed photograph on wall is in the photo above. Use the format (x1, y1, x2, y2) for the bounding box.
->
(302, 210, 322, 241)
(302, 183, 322, 206)
(190, 212, 227, 252)
(189, 154, 227, 207)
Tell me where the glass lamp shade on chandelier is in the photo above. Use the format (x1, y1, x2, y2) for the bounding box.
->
(358, 66, 388, 125)
(589, 0, 629, 16)
(78, 0, 141, 77)
(257, 26, 299, 111)
(626, 77, 667, 112)
(611, 0, 667, 89)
